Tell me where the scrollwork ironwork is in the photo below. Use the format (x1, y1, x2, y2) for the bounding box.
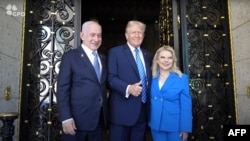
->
(186, 0, 236, 140)
(20, 0, 75, 140)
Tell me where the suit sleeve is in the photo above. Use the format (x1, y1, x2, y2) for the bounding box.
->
(180, 74, 193, 132)
(107, 48, 130, 96)
(56, 52, 73, 122)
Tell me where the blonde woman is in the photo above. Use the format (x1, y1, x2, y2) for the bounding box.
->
(148, 46, 192, 141)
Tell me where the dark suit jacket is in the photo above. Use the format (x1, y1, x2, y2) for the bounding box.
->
(56, 46, 108, 131)
(107, 44, 153, 126)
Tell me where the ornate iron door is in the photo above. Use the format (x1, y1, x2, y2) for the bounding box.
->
(180, 0, 237, 140)
(19, 0, 80, 140)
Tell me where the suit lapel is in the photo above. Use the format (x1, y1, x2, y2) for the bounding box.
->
(160, 72, 177, 92)
(141, 49, 151, 81)
(76, 46, 100, 83)
(124, 45, 139, 75)
(152, 77, 161, 94)
(76, 46, 92, 67)
(124, 44, 152, 80)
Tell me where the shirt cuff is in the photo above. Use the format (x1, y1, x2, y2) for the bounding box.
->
(125, 85, 131, 98)
(62, 118, 73, 124)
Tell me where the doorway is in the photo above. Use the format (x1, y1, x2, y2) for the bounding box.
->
(81, 1, 160, 140)
(81, 0, 161, 54)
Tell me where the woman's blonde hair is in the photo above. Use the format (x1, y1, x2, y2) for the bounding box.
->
(152, 45, 182, 77)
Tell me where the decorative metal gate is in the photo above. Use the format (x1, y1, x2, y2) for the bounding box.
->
(180, 0, 237, 140)
(19, 0, 80, 140)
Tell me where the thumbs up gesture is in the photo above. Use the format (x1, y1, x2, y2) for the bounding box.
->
(129, 81, 142, 96)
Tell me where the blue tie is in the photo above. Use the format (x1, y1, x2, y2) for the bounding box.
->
(93, 51, 101, 82)
(135, 48, 147, 103)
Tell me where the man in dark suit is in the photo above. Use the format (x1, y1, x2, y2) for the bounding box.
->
(107, 20, 153, 141)
(56, 21, 108, 141)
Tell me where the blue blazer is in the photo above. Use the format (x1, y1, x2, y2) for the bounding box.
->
(107, 44, 153, 126)
(148, 72, 192, 132)
(56, 46, 108, 130)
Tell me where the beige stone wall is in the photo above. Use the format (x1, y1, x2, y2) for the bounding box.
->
(0, 0, 24, 140)
(229, 0, 250, 124)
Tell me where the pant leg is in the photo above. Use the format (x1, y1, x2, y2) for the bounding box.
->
(109, 123, 130, 141)
(130, 103, 147, 141)
(151, 129, 181, 141)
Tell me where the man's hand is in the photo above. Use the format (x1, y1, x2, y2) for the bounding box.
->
(62, 119, 77, 135)
(128, 81, 142, 96)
